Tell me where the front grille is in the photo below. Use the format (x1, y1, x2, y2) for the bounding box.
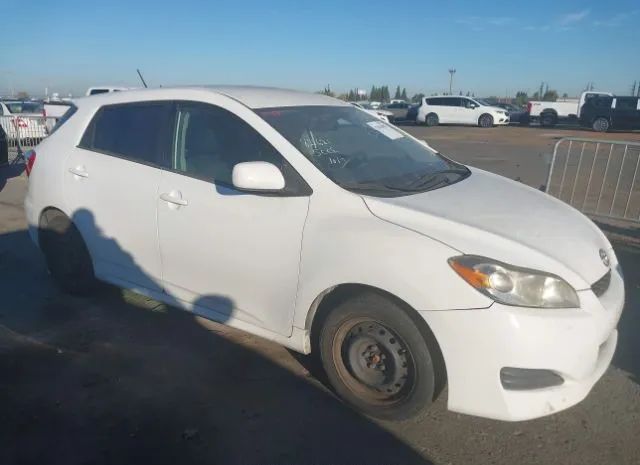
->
(592, 270, 611, 297)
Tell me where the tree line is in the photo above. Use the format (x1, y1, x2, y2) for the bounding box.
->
(319, 79, 640, 105)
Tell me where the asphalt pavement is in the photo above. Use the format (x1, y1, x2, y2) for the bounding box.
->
(1, 125, 639, 465)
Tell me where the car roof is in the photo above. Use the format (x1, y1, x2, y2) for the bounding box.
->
(77, 86, 349, 109)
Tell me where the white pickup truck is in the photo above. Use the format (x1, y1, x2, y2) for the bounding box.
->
(527, 91, 612, 127)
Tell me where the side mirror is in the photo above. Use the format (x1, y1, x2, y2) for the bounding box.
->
(232, 161, 285, 192)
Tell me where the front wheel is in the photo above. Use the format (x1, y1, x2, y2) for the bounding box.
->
(318, 292, 437, 420)
(592, 117, 610, 132)
(478, 114, 494, 128)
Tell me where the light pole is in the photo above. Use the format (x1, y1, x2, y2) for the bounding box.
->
(448, 68, 456, 95)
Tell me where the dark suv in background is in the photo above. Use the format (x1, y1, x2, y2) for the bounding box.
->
(580, 95, 640, 132)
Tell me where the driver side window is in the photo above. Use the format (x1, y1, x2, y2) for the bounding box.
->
(172, 102, 285, 185)
(462, 99, 474, 109)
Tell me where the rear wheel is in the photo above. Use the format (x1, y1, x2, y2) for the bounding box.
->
(318, 292, 436, 420)
(540, 112, 557, 127)
(592, 117, 610, 132)
(39, 210, 96, 295)
(479, 114, 494, 128)
(425, 113, 439, 127)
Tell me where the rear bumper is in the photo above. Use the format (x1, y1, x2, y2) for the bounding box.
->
(23, 195, 39, 247)
(421, 264, 624, 421)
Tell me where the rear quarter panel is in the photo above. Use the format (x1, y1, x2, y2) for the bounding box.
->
(25, 105, 91, 242)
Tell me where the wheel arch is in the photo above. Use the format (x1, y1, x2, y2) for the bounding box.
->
(306, 282, 447, 398)
(592, 115, 611, 124)
(37, 206, 71, 246)
(478, 113, 494, 126)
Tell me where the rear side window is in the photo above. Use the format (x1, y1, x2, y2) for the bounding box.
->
(49, 105, 77, 135)
(89, 89, 109, 95)
(616, 98, 639, 110)
(80, 102, 172, 166)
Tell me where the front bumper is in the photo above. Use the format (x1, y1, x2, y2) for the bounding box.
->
(421, 264, 624, 421)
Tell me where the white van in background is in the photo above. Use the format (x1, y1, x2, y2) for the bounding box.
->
(416, 96, 509, 128)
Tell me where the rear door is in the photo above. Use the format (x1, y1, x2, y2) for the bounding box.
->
(439, 97, 463, 124)
(64, 101, 172, 291)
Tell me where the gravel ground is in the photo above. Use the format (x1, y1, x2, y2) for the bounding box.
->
(1, 125, 639, 465)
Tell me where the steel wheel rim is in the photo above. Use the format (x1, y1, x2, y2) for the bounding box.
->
(332, 318, 415, 405)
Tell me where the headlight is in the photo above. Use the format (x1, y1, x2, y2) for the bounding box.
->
(448, 255, 579, 308)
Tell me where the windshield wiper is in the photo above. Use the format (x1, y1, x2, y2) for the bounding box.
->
(404, 167, 470, 189)
(339, 181, 411, 195)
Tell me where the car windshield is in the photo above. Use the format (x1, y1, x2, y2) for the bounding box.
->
(256, 105, 470, 197)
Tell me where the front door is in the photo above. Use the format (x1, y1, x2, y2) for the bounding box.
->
(458, 98, 480, 124)
(157, 101, 310, 336)
(64, 101, 172, 291)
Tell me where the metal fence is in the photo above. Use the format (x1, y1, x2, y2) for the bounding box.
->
(545, 137, 640, 224)
(0, 115, 57, 161)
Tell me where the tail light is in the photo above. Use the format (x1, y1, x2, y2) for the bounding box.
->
(527, 102, 532, 114)
(25, 150, 36, 176)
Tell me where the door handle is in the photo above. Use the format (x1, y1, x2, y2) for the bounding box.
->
(160, 192, 188, 206)
(68, 167, 89, 178)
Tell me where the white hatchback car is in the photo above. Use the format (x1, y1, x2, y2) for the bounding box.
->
(25, 87, 623, 422)
(416, 96, 509, 127)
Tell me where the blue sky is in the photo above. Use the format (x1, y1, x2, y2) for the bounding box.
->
(2, 0, 639, 98)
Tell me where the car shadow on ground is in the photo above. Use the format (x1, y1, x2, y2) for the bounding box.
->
(0, 213, 432, 465)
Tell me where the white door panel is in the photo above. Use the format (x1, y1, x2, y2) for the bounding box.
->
(64, 148, 163, 291)
(438, 105, 456, 123)
(459, 106, 478, 124)
(157, 170, 309, 336)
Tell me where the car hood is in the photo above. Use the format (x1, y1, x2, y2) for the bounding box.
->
(485, 105, 507, 113)
(363, 168, 611, 289)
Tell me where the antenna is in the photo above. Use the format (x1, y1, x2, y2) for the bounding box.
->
(136, 69, 148, 88)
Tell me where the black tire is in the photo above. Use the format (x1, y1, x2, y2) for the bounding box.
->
(424, 113, 439, 127)
(318, 292, 436, 420)
(39, 210, 96, 295)
(540, 112, 557, 127)
(592, 117, 610, 132)
(478, 113, 494, 128)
